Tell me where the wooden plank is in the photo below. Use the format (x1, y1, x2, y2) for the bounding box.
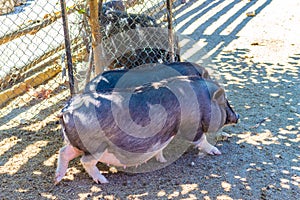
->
(0, 65, 61, 106)
(0, 6, 78, 45)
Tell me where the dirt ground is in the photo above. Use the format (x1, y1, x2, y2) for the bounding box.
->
(0, 0, 299, 199)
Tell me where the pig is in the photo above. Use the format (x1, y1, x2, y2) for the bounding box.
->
(55, 65, 239, 184)
(100, 5, 158, 38)
(101, 0, 126, 13)
(99, 3, 181, 69)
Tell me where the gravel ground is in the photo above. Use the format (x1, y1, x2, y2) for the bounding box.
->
(0, 0, 299, 199)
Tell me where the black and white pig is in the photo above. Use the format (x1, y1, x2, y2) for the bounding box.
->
(55, 64, 239, 184)
(100, 6, 157, 38)
(99, 1, 181, 69)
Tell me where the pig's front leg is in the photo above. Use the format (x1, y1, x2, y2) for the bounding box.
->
(194, 134, 221, 155)
(80, 154, 109, 184)
(55, 144, 82, 184)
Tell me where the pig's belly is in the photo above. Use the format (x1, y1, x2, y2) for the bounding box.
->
(99, 137, 174, 167)
(99, 149, 159, 167)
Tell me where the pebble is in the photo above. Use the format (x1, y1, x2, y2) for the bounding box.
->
(290, 106, 297, 113)
(246, 11, 256, 17)
(20, 119, 27, 125)
(126, 180, 132, 185)
(190, 162, 195, 167)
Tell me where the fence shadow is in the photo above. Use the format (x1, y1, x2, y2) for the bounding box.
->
(5, 0, 300, 199)
(176, 0, 272, 62)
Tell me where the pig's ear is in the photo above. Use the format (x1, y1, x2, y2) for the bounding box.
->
(212, 88, 226, 104)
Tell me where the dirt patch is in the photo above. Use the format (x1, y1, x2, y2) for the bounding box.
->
(0, 0, 299, 199)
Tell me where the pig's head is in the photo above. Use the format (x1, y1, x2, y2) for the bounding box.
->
(205, 81, 239, 133)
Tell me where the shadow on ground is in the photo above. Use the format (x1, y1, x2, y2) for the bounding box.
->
(1, 0, 300, 199)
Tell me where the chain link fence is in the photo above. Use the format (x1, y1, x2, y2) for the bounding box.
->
(0, 0, 182, 129)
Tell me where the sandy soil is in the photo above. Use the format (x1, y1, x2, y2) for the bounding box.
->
(0, 0, 299, 199)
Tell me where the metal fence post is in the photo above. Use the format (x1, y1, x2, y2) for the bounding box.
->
(60, 0, 75, 96)
(167, 0, 175, 62)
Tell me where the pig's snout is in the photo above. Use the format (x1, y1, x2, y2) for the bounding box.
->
(233, 113, 239, 123)
(225, 101, 239, 125)
(225, 112, 239, 125)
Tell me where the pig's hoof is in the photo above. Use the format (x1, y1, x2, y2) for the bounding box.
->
(93, 175, 109, 184)
(157, 156, 167, 163)
(81, 154, 109, 184)
(54, 173, 64, 185)
(195, 135, 222, 156)
(206, 146, 222, 155)
(197, 142, 222, 155)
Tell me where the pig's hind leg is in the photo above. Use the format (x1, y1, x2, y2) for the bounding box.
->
(155, 136, 174, 163)
(80, 153, 109, 184)
(194, 134, 221, 155)
(55, 144, 82, 184)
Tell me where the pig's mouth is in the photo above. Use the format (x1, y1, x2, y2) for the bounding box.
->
(228, 113, 239, 124)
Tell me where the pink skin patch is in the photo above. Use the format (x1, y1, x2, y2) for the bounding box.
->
(55, 145, 82, 185)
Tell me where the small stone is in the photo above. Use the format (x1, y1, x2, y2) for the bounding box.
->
(20, 119, 27, 125)
(109, 166, 118, 173)
(256, 167, 262, 171)
(251, 42, 259, 46)
(126, 180, 132, 185)
(261, 187, 267, 191)
(174, 180, 180, 185)
(246, 11, 256, 17)
(190, 162, 195, 167)
(290, 106, 297, 113)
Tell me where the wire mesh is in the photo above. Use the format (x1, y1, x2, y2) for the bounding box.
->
(74, 0, 181, 91)
(0, 0, 181, 128)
